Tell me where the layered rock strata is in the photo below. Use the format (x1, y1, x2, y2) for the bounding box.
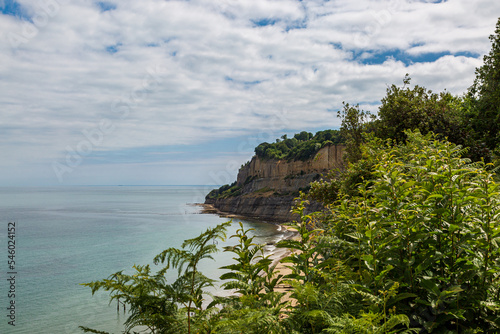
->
(205, 144, 345, 222)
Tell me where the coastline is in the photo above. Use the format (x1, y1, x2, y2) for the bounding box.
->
(267, 225, 300, 307)
(198, 203, 298, 241)
(198, 202, 289, 225)
(198, 202, 299, 270)
(199, 203, 299, 304)
(198, 203, 253, 221)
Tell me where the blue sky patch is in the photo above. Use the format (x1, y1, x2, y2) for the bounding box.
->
(251, 18, 280, 27)
(225, 76, 262, 88)
(1, 0, 31, 21)
(96, 1, 117, 12)
(329, 42, 343, 50)
(251, 17, 307, 31)
(352, 48, 481, 65)
(105, 43, 122, 54)
(454, 51, 481, 58)
(285, 19, 307, 32)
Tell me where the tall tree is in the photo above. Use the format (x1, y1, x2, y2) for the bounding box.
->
(377, 74, 463, 145)
(338, 102, 372, 164)
(467, 17, 500, 154)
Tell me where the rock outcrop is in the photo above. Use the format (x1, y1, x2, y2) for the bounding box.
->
(205, 144, 345, 222)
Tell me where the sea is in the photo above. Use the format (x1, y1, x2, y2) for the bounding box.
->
(0, 186, 289, 334)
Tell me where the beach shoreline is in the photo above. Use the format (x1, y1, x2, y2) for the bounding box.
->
(197, 202, 290, 225)
(199, 202, 300, 305)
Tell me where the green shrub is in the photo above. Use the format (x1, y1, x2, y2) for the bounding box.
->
(318, 130, 500, 332)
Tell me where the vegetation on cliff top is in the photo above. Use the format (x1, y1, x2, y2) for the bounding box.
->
(205, 130, 344, 201)
(205, 182, 242, 200)
(255, 129, 344, 161)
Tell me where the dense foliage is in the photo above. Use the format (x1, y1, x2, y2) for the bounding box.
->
(255, 130, 344, 161)
(376, 75, 464, 145)
(316, 131, 500, 332)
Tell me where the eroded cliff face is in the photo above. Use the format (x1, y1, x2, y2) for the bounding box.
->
(208, 194, 308, 223)
(237, 144, 344, 193)
(206, 144, 345, 222)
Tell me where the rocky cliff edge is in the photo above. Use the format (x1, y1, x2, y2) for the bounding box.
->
(205, 144, 345, 222)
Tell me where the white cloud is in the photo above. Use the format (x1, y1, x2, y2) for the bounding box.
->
(0, 0, 498, 185)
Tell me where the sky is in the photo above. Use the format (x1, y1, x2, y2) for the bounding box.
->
(0, 0, 498, 186)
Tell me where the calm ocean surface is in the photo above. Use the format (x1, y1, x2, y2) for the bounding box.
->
(0, 186, 286, 334)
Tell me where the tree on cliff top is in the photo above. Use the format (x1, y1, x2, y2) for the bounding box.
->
(254, 129, 344, 161)
(466, 17, 500, 158)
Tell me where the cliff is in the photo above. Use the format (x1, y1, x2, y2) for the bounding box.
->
(205, 144, 345, 222)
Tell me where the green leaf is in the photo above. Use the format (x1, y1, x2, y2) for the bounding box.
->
(439, 286, 464, 299)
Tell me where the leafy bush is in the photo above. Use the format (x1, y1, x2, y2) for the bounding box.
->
(376, 75, 464, 146)
(307, 130, 500, 332)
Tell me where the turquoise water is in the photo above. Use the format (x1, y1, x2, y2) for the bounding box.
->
(0, 186, 285, 334)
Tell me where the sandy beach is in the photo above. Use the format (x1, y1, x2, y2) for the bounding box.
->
(200, 203, 301, 305)
(261, 225, 301, 308)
